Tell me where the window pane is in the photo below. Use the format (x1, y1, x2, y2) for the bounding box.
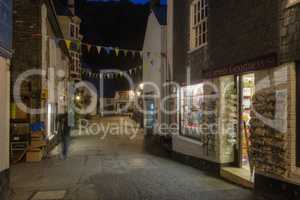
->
(203, 33, 206, 44)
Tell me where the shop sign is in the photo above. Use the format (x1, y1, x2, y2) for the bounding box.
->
(0, 0, 12, 54)
(203, 54, 277, 79)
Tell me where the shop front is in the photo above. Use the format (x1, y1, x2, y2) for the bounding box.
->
(200, 54, 300, 189)
(173, 54, 300, 188)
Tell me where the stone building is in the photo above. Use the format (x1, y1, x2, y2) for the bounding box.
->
(11, 0, 71, 148)
(168, 0, 300, 196)
(0, 0, 12, 199)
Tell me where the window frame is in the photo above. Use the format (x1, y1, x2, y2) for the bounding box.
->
(189, 0, 208, 51)
(70, 23, 76, 39)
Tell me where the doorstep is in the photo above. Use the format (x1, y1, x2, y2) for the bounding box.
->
(220, 167, 254, 189)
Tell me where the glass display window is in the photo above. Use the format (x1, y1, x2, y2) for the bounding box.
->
(180, 83, 205, 139)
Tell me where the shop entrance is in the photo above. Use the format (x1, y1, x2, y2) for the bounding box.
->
(239, 73, 255, 171)
(220, 73, 255, 188)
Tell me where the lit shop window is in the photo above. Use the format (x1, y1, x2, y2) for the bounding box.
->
(180, 83, 206, 140)
(190, 0, 208, 50)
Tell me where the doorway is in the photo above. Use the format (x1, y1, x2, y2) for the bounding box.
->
(240, 73, 255, 171)
(220, 73, 255, 188)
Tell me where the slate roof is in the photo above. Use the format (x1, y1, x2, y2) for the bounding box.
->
(152, 5, 167, 26)
(52, 0, 74, 16)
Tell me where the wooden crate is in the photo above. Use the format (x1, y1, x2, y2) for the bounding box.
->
(31, 131, 45, 140)
(30, 140, 47, 149)
(26, 149, 43, 162)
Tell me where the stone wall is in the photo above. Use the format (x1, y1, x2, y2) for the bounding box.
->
(12, 0, 42, 121)
(280, 1, 300, 63)
(209, 0, 280, 69)
(172, 0, 188, 84)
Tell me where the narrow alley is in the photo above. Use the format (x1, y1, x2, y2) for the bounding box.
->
(10, 117, 254, 200)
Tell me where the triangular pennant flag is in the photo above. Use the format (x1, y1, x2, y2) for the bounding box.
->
(139, 51, 143, 58)
(104, 47, 112, 54)
(131, 51, 136, 59)
(87, 44, 92, 52)
(115, 48, 120, 56)
(77, 41, 81, 50)
(123, 50, 128, 57)
(65, 40, 71, 49)
(96, 46, 102, 54)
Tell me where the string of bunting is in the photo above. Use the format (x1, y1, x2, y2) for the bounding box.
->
(48, 37, 165, 59)
(81, 65, 143, 80)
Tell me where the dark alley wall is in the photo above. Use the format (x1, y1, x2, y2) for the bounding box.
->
(208, 0, 280, 69)
(172, 0, 280, 84)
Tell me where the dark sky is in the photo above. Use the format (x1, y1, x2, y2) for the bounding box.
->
(131, 0, 167, 4)
(92, 0, 167, 5)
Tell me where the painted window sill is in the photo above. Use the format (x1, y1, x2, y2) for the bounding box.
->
(286, 1, 300, 8)
(188, 45, 207, 54)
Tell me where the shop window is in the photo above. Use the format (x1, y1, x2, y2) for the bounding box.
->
(180, 83, 205, 140)
(190, 0, 208, 50)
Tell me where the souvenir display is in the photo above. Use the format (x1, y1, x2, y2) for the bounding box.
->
(250, 89, 288, 177)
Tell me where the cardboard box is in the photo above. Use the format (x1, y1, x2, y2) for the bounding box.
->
(31, 131, 45, 140)
(30, 140, 47, 149)
(26, 149, 43, 162)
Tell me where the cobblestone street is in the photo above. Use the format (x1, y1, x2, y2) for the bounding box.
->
(10, 117, 257, 200)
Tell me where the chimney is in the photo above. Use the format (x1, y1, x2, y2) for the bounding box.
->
(150, 0, 160, 9)
(68, 0, 75, 15)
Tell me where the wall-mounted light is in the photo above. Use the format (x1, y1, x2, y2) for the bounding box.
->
(139, 83, 144, 90)
(75, 95, 81, 101)
(136, 91, 142, 97)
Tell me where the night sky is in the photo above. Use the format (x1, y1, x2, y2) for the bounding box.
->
(93, 0, 167, 5)
(131, 0, 167, 4)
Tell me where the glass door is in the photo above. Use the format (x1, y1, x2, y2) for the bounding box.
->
(240, 73, 255, 178)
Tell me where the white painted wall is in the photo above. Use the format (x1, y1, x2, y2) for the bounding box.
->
(0, 57, 10, 172)
(143, 12, 163, 95)
(143, 11, 166, 130)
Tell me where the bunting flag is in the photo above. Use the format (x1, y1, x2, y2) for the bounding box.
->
(86, 44, 92, 52)
(65, 40, 72, 49)
(56, 37, 163, 60)
(139, 51, 143, 58)
(80, 65, 142, 80)
(115, 48, 120, 56)
(131, 51, 136, 59)
(96, 46, 102, 54)
(123, 49, 128, 57)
